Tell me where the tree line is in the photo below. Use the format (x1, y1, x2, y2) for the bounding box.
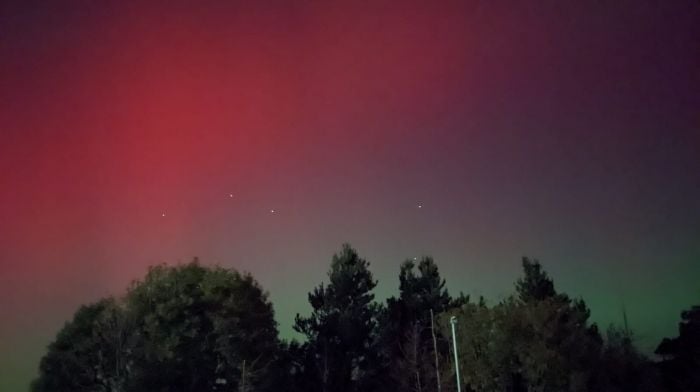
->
(33, 244, 699, 392)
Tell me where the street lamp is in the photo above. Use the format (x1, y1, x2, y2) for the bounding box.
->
(450, 316, 462, 392)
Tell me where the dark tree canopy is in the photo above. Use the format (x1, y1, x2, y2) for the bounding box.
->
(441, 259, 608, 392)
(293, 244, 382, 392)
(595, 325, 663, 392)
(31, 298, 130, 392)
(656, 305, 700, 392)
(126, 261, 279, 392)
(516, 257, 556, 302)
(382, 257, 453, 392)
(397, 257, 452, 320)
(32, 261, 280, 392)
(32, 248, 693, 392)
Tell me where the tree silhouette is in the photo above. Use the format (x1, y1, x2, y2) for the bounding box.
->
(442, 258, 605, 392)
(656, 305, 700, 392)
(382, 257, 453, 392)
(294, 244, 383, 392)
(31, 248, 695, 392)
(33, 260, 280, 392)
(31, 298, 133, 392)
(515, 257, 556, 302)
(594, 325, 663, 392)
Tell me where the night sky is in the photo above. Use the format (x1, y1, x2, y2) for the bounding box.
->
(1, 1, 699, 389)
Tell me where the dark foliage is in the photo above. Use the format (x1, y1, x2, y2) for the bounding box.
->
(656, 306, 700, 392)
(33, 248, 698, 392)
(33, 261, 280, 392)
(293, 244, 383, 392)
(381, 257, 452, 392)
(31, 298, 131, 392)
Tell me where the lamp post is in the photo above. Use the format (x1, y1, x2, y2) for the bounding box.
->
(450, 316, 462, 392)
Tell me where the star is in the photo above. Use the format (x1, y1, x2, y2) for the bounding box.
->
(270, 209, 275, 214)
(161, 213, 166, 217)
(229, 194, 234, 198)
(418, 204, 423, 209)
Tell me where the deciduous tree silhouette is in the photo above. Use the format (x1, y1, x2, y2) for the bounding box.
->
(33, 260, 280, 392)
